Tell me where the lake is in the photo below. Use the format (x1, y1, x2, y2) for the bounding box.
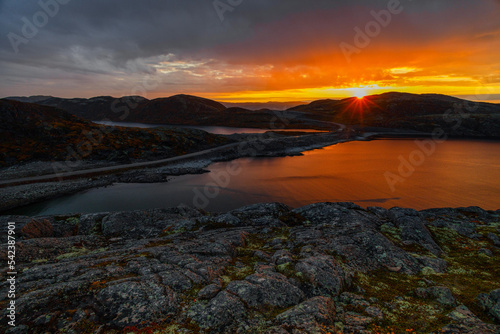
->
(94, 121, 325, 135)
(10, 139, 500, 215)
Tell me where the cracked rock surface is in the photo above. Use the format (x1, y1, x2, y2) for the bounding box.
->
(0, 202, 499, 333)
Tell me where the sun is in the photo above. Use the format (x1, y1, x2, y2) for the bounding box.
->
(352, 88, 367, 99)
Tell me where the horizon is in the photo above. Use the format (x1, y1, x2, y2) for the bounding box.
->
(3, 91, 500, 106)
(1, 1, 499, 103)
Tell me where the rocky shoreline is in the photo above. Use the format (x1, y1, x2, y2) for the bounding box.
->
(0, 131, 355, 213)
(0, 202, 499, 333)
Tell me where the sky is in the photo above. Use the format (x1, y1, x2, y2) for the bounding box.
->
(0, 0, 500, 102)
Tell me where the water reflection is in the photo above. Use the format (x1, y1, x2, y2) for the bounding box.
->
(8, 139, 500, 215)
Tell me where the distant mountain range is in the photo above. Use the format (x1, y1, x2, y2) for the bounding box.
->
(221, 101, 307, 110)
(4, 92, 500, 137)
(4, 94, 314, 129)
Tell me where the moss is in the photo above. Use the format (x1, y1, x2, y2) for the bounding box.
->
(352, 270, 452, 333)
(159, 226, 187, 237)
(353, 223, 500, 331)
(380, 224, 436, 257)
(145, 239, 173, 248)
(224, 262, 255, 281)
(65, 216, 80, 225)
(380, 223, 401, 242)
(56, 247, 90, 260)
(31, 258, 48, 264)
(244, 232, 269, 250)
(476, 222, 500, 237)
(427, 225, 491, 254)
(421, 266, 436, 276)
(274, 262, 295, 277)
(53, 214, 82, 222)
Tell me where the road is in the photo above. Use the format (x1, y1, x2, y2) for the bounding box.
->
(0, 142, 241, 188)
(0, 111, 350, 188)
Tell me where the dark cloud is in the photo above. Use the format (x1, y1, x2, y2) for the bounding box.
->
(0, 0, 498, 98)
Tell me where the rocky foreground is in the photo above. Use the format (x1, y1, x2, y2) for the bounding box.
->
(1, 202, 499, 333)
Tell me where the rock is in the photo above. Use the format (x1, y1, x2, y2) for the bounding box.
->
(95, 281, 178, 327)
(2, 202, 499, 333)
(188, 291, 246, 332)
(20, 219, 54, 239)
(271, 250, 294, 265)
(415, 286, 457, 307)
(295, 255, 351, 297)
(197, 284, 221, 300)
(440, 305, 499, 333)
(262, 327, 290, 334)
(324, 227, 422, 274)
(344, 311, 373, 327)
(212, 213, 242, 226)
(367, 206, 389, 218)
(275, 296, 336, 328)
(78, 213, 108, 235)
(415, 256, 448, 273)
(339, 292, 370, 308)
(365, 306, 384, 320)
(388, 207, 422, 220)
(479, 248, 493, 256)
(490, 289, 500, 303)
(226, 272, 305, 308)
(158, 270, 193, 292)
(389, 209, 443, 256)
(293, 202, 367, 226)
(5, 325, 29, 334)
(229, 202, 291, 226)
(487, 233, 500, 246)
(101, 208, 201, 239)
(476, 289, 500, 322)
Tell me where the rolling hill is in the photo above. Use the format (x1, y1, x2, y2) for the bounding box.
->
(0, 99, 231, 166)
(288, 92, 500, 137)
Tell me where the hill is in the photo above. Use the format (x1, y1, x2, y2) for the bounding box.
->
(5, 94, 315, 129)
(289, 92, 500, 137)
(221, 101, 307, 110)
(0, 99, 231, 166)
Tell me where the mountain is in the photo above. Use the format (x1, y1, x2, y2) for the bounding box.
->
(221, 101, 308, 110)
(129, 94, 226, 124)
(0, 99, 230, 166)
(7, 92, 500, 136)
(35, 96, 148, 120)
(289, 92, 500, 137)
(5, 94, 313, 129)
(4, 95, 54, 103)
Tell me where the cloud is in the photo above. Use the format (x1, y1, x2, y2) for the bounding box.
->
(0, 0, 499, 99)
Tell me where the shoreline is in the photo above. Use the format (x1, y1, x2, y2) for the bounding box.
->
(0, 131, 353, 213)
(2, 131, 500, 214)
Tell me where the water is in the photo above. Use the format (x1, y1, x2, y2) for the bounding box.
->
(9, 139, 500, 215)
(94, 121, 325, 135)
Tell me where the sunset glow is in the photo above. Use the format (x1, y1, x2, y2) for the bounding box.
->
(1, 1, 499, 102)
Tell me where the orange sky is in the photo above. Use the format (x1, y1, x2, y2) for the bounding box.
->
(1, 1, 500, 102)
